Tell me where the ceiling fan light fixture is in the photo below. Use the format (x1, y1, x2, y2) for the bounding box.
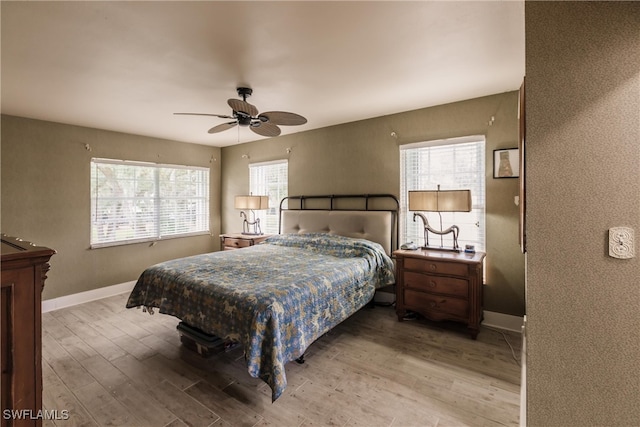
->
(237, 113, 252, 127)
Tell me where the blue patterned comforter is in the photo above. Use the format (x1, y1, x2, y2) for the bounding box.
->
(126, 233, 395, 400)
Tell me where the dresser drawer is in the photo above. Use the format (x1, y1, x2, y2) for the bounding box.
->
(404, 257, 468, 277)
(223, 238, 251, 249)
(404, 289, 468, 318)
(403, 271, 468, 298)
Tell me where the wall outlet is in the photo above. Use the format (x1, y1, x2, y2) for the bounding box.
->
(609, 227, 635, 259)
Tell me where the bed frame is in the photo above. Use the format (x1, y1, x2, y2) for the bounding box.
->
(279, 194, 399, 255)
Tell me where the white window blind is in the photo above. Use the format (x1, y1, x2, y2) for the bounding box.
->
(400, 136, 486, 251)
(91, 158, 209, 247)
(249, 160, 288, 234)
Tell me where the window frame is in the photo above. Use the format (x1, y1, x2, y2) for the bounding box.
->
(90, 158, 210, 248)
(249, 159, 288, 235)
(399, 135, 486, 252)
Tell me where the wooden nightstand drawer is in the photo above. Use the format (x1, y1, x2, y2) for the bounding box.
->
(404, 257, 468, 277)
(220, 233, 272, 251)
(223, 237, 251, 249)
(403, 271, 468, 298)
(404, 289, 468, 318)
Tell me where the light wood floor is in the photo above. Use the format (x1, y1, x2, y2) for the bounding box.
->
(41, 293, 521, 427)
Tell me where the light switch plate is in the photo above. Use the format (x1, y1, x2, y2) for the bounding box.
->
(609, 227, 635, 259)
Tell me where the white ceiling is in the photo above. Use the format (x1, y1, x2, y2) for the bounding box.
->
(1, 1, 525, 147)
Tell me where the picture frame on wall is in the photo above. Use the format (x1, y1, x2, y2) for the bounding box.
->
(493, 148, 520, 179)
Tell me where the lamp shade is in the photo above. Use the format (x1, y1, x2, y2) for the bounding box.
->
(234, 195, 269, 210)
(409, 189, 471, 212)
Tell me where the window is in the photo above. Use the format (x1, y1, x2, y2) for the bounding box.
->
(91, 158, 209, 248)
(249, 160, 288, 234)
(400, 136, 485, 251)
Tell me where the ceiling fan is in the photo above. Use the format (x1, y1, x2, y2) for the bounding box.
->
(174, 87, 307, 137)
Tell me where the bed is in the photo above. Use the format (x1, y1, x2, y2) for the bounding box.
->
(126, 194, 398, 401)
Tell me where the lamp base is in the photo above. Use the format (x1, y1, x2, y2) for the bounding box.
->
(241, 232, 263, 236)
(420, 245, 462, 253)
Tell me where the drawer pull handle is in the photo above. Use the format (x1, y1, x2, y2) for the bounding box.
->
(429, 264, 437, 271)
(429, 281, 437, 288)
(429, 302, 437, 308)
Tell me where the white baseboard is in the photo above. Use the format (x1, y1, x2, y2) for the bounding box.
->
(483, 311, 524, 333)
(42, 281, 136, 313)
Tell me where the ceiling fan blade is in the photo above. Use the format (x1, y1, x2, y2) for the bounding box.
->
(208, 121, 238, 134)
(174, 112, 235, 119)
(228, 99, 258, 117)
(250, 122, 281, 137)
(259, 111, 307, 126)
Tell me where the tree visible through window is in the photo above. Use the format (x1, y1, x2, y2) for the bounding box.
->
(249, 160, 288, 234)
(90, 158, 209, 247)
(400, 136, 486, 251)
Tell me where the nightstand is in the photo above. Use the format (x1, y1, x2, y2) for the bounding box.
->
(220, 233, 272, 251)
(394, 248, 486, 339)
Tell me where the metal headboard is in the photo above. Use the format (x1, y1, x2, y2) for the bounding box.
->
(278, 194, 400, 251)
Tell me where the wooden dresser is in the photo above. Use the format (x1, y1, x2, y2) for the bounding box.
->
(219, 233, 271, 251)
(1, 235, 55, 427)
(394, 248, 486, 339)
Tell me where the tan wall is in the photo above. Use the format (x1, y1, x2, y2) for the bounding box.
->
(0, 115, 222, 300)
(222, 92, 525, 316)
(526, 2, 640, 425)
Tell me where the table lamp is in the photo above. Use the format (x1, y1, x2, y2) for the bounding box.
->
(234, 195, 269, 235)
(409, 186, 471, 252)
